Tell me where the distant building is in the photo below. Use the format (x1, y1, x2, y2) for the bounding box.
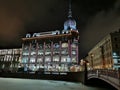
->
(21, 0, 79, 72)
(86, 30, 120, 70)
(0, 48, 21, 72)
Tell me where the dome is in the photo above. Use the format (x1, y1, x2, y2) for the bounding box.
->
(64, 18, 76, 30)
(63, 0, 77, 31)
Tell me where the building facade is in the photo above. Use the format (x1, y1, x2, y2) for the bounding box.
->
(86, 30, 120, 70)
(21, 0, 79, 72)
(21, 30, 79, 72)
(0, 48, 21, 72)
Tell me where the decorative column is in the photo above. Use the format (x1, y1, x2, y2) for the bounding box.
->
(76, 40, 79, 64)
(21, 43, 24, 67)
(51, 41, 53, 63)
(35, 41, 38, 67)
(68, 39, 71, 58)
(59, 41, 62, 63)
(11, 49, 13, 71)
(43, 42, 46, 67)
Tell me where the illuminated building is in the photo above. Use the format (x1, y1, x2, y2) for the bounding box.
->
(86, 29, 120, 70)
(21, 0, 79, 72)
(0, 48, 21, 72)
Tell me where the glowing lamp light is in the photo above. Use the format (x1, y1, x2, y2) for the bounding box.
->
(113, 52, 117, 56)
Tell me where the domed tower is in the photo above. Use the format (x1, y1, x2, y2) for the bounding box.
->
(63, 0, 77, 31)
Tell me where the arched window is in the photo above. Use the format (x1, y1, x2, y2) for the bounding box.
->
(26, 34, 31, 38)
(53, 43, 60, 48)
(32, 33, 37, 37)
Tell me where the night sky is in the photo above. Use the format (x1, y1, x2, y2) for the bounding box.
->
(0, 0, 120, 58)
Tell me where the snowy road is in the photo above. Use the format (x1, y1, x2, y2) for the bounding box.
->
(0, 78, 112, 90)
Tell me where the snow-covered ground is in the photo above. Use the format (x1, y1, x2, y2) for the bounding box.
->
(0, 78, 110, 90)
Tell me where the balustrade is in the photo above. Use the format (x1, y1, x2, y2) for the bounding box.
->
(88, 69, 120, 90)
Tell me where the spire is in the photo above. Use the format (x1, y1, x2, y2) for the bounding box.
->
(68, 0, 72, 18)
(63, 0, 77, 30)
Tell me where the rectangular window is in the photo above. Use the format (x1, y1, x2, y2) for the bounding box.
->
(62, 43, 68, 48)
(53, 56, 59, 62)
(61, 49, 68, 55)
(61, 57, 67, 62)
(45, 57, 51, 62)
(22, 57, 28, 63)
(72, 57, 77, 63)
(37, 58, 43, 62)
(38, 44, 43, 49)
(7, 49, 12, 54)
(72, 51, 76, 55)
(23, 51, 29, 55)
(24, 45, 29, 50)
(72, 43, 77, 48)
(53, 43, 60, 48)
(116, 44, 118, 49)
(46, 44, 51, 49)
(118, 60, 120, 63)
(38, 50, 43, 55)
(114, 37, 117, 41)
(45, 51, 51, 55)
(31, 51, 36, 55)
(30, 57, 35, 63)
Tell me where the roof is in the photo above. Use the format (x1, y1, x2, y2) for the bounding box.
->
(22, 30, 79, 41)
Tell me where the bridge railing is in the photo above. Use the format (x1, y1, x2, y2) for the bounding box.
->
(88, 69, 120, 90)
(88, 69, 120, 79)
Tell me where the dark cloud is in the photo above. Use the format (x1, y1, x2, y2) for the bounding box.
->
(0, 0, 119, 58)
(80, 0, 120, 57)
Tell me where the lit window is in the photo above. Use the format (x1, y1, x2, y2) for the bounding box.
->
(22, 57, 28, 63)
(23, 52, 29, 55)
(31, 51, 36, 55)
(39, 65, 44, 68)
(61, 50, 68, 55)
(53, 57, 59, 62)
(37, 58, 43, 62)
(45, 57, 51, 62)
(53, 51, 59, 55)
(72, 43, 76, 48)
(53, 43, 60, 48)
(38, 44, 43, 49)
(61, 57, 66, 62)
(62, 43, 68, 48)
(72, 51, 76, 55)
(113, 52, 117, 56)
(26, 33, 31, 38)
(38, 50, 43, 55)
(46, 44, 50, 48)
(24, 46, 29, 50)
(72, 57, 76, 62)
(45, 51, 51, 55)
(8, 50, 12, 54)
(30, 58, 35, 63)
